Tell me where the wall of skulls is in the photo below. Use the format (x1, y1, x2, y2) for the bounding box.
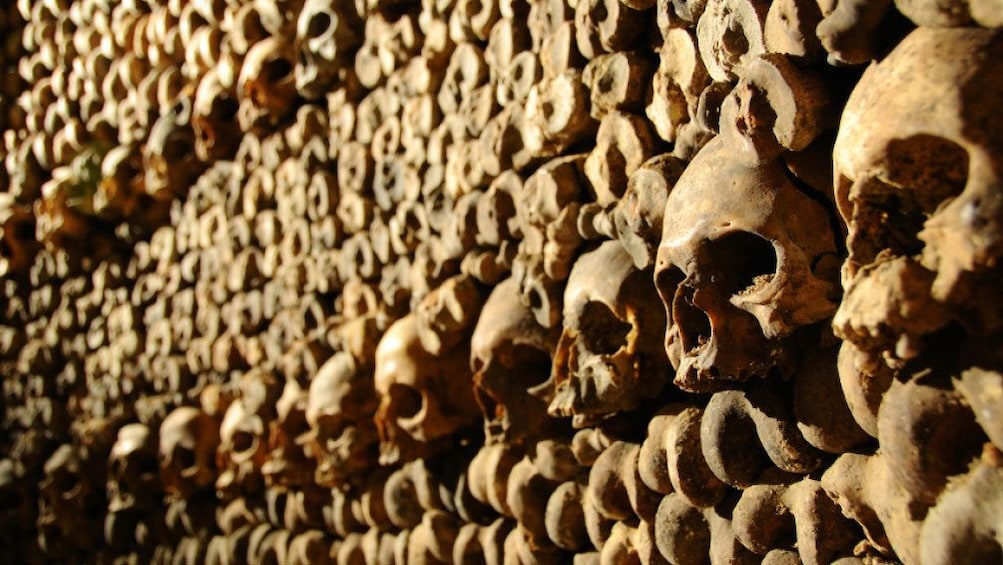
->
(1, 0, 1001, 563)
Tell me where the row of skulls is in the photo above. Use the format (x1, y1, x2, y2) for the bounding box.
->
(1, 0, 1003, 563)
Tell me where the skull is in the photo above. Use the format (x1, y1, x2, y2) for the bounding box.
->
(238, 37, 298, 132)
(38, 445, 102, 557)
(415, 274, 485, 356)
(262, 380, 315, 487)
(144, 97, 204, 201)
(833, 27, 1003, 365)
(655, 136, 840, 392)
(306, 352, 380, 487)
(158, 406, 220, 500)
(0, 460, 36, 556)
(216, 398, 270, 497)
(0, 195, 38, 277)
(471, 277, 563, 443)
(294, 0, 362, 99)
(193, 69, 241, 161)
(613, 154, 688, 270)
(549, 240, 671, 425)
(374, 313, 480, 465)
(107, 423, 161, 513)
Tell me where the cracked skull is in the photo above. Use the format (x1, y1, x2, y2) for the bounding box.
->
(655, 136, 841, 392)
(549, 240, 671, 425)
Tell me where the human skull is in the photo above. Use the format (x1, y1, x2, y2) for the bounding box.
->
(294, 0, 361, 99)
(0, 460, 35, 557)
(306, 352, 380, 487)
(549, 240, 670, 425)
(471, 277, 562, 444)
(216, 398, 270, 497)
(415, 274, 485, 356)
(613, 154, 688, 270)
(374, 313, 480, 465)
(158, 406, 220, 499)
(833, 27, 1003, 359)
(238, 37, 298, 132)
(38, 445, 101, 557)
(107, 423, 161, 513)
(655, 136, 841, 392)
(0, 195, 38, 277)
(192, 68, 241, 161)
(262, 380, 315, 487)
(144, 97, 203, 201)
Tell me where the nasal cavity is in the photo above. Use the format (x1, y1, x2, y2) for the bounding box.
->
(673, 285, 712, 353)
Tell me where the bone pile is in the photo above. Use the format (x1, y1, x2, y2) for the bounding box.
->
(1, 0, 1001, 563)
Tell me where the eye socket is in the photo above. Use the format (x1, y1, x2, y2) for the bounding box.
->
(230, 431, 256, 455)
(172, 447, 197, 471)
(55, 472, 79, 494)
(306, 13, 332, 39)
(699, 231, 777, 296)
(389, 384, 423, 420)
(262, 57, 294, 82)
(578, 301, 631, 355)
(482, 343, 554, 391)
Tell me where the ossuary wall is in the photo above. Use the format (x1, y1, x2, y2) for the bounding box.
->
(1, 0, 1001, 563)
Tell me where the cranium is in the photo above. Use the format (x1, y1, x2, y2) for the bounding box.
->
(415, 274, 485, 356)
(158, 406, 220, 500)
(216, 398, 270, 497)
(833, 27, 1003, 362)
(262, 380, 314, 487)
(306, 352, 380, 487)
(374, 313, 480, 465)
(471, 277, 562, 443)
(655, 136, 840, 392)
(144, 97, 204, 201)
(107, 423, 161, 514)
(613, 154, 688, 270)
(0, 195, 39, 277)
(38, 444, 102, 557)
(238, 37, 298, 132)
(549, 240, 670, 425)
(192, 68, 240, 161)
(294, 0, 361, 99)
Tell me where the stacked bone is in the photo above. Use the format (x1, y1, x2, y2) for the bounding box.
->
(2, 0, 1003, 563)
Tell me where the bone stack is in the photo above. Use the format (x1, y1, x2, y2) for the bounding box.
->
(1, 0, 1002, 563)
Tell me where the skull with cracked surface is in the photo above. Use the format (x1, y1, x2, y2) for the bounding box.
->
(655, 136, 841, 392)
